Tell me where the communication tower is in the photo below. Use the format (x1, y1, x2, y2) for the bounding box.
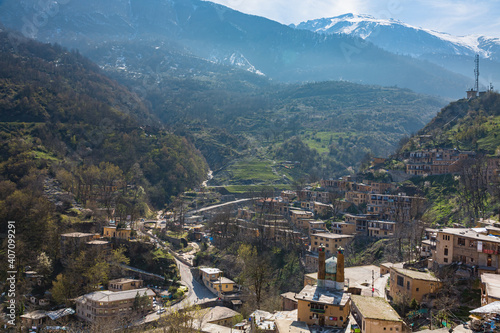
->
(474, 54, 479, 92)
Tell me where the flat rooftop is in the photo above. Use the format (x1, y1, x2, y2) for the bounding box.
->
(482, 273, 500, 299)
(312, 233, 354, 239)
(61, 232, 97, 238)
(439, 228, 500, 243)
(351, 295, 402, 322)
(295, 285, 349, 306)
(212, 277, 236, 284)
(200, 267, 222, 275)
(392, 267, 440, 282)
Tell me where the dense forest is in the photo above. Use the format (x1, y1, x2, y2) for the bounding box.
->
(0, 31, 207, 295)
(0, 31, 208, 208)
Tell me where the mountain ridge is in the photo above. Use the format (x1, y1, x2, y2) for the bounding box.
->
(291, 13, 500, 59)
(0, 0, 472, 99)
(291, 13, 500, 91)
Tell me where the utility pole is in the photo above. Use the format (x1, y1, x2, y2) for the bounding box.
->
(372, 270, 374, 296)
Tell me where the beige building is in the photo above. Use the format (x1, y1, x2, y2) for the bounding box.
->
(434, 228, 500, 272)
(367, 220, 396, 238)
(20, 310, 47, 329)
(108, 278, 143, 292)
(343, 214, 379, 236)
(345, 191, 369, 206)
(331, 222, 356, 235)
(480, 273, 500, 305)
(197, 306, 241, 327)
(351, 295, 405, 333)
(60, 232, 101, 265)
(366, 194, 425, 221)
(313, 202, 332, 216)
(405, 148, 475, 176)
(75, 288, 154, 323)
(389, 267, 441, 304)
(280, 292, 298, 311)
(310, 233, 353, 256)
(291, 210, 315, 227)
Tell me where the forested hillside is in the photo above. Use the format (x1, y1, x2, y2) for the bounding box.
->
(97, 44, 446, 184)
(387, 92, 500, 226)
(403, 92, 500, 154)
(0, 30, 208, 215)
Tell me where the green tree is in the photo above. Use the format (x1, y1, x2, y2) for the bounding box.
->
(51, 274, 73, 305)
(237, 244, 271, 309)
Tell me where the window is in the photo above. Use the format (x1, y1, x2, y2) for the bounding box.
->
(416, 288, 419, 292)
(407, 281, 410, 290)
(469, 240, 475, 247)
(444, 248, 448, 256)
(444, 258, 448, 263)
(442, 235, 450, 241)
(397, 276, 404, 287)
(458, 238, 465, 246)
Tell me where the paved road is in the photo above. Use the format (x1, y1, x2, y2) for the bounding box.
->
(188, 198, 256, 215)
(174, 258, 217, 310)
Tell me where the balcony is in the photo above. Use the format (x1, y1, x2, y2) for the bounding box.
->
(310, 308, 326, 314)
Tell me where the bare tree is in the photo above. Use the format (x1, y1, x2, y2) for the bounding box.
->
(457, 155, 489, 226)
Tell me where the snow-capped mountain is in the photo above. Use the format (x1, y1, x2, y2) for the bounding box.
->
(0, 1, 474, 98)
(291, 13, 500, 61)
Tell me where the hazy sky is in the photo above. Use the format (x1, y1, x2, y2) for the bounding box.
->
(208, 0, 500, 37)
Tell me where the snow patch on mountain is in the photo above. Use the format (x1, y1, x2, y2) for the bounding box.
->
(291, 13, 500, 59)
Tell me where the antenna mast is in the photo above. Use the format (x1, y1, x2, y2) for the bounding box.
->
(474, 54, 479, 92)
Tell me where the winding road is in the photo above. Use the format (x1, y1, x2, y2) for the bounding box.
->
(173, 258, 217, 310)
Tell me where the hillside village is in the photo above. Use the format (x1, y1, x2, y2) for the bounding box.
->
(5, 144, 500, 333)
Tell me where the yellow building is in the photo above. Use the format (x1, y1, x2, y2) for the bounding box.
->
(295, 284, 350, 327)
(351, 295, 405, 333)
(103, 226, 132, 240)
(295, 247, 350, 328)
(199, 267, 235, 294)
(389, 267, 442, 304)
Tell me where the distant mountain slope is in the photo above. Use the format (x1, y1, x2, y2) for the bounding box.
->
(404, 92, 500, 154)
(292, 14, 500, 59)
(0, 0, 471, 98)
(291, 13, 500, 92)
(0, 30, 207, 207)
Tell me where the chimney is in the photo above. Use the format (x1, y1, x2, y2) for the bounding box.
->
(336, 247, 345, 290)
(318, 245, 326, 288)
